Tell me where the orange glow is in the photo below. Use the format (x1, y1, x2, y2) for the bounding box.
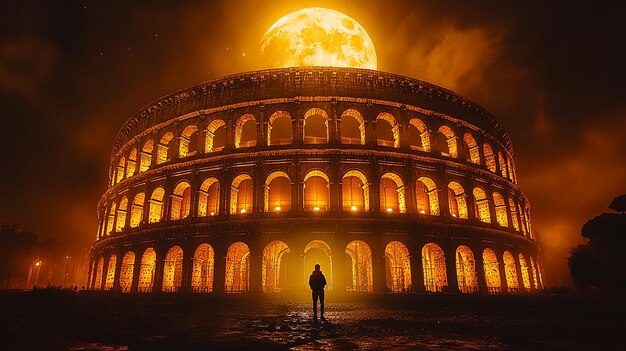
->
(261, 8, 377, 69)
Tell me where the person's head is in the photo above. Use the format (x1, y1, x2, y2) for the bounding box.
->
(314, 264, 320, 271)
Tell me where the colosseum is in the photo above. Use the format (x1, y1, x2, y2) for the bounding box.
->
(87, 66, 544, 295)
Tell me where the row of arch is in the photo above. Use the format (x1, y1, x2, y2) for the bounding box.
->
(111, 107, 516, 186)
(89, 240, 544, 294)
(99, 170, 532, 240)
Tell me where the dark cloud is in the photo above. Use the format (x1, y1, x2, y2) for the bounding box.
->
(0, 0, 624, 285)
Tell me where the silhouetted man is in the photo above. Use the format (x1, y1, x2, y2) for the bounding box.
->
(309, 264, 327, 321)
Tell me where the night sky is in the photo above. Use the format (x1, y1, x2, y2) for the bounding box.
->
(1, 0, 624, 286)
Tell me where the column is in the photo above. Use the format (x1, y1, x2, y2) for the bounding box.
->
(444, 244, 459, 293)
(410, 242, 425, 293)
(152, 248, 165, 293)
(112, 250, 123, 290)
(130, 248, 142, 293)
(474, 245, 488, 294)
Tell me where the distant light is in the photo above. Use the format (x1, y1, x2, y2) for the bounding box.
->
(35, 261, 41, 267)
(452, 213, 457, 217)
(240, 209, 247, 213)
(242, 52, 246, 57)
(386, 208, 393, 213)
(313, 207, 320, 211)
(66, 256, 70, 259)
(210, 212, 215, 216)
(420, 210, 426, 214)
(351, 206, 357, 211)
(275, 206, 281, 211)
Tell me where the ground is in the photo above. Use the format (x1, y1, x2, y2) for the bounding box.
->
(0, 291, 624, 350)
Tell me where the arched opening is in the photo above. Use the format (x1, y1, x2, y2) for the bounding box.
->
(342, 170, 369, 212)
(262, 240, 290, 292)
(463, 133, 481, 164)
(148, 187, 165, 223)
(162, 246, 184, 293)
(106, 202, 116, 235)
(493, 192, 509, 227)
(524, 204, 533, 239)
(115, 197, 128, 232)
(530, 257, 539, 289)
(192, 244, 214, 293)
(447, 181, 468, 219)
(234, 114, 257, 148)
(303, 108, 329, 144)
(304, 240, 332, 290)
(507, 157, 516, 182)
(456, 246, 478, 293)
(498, 152, 508, 178)
(138, 248, 156, 293)
(345, 240, 373, 292)
(205, 119, 226, 152)
(408, 118, 430, 151)
(126, 148, 137, 178)
(340, 109, 365, 145)
(170, 181, 192, 220)
(115, 156, 125, 184)
(230, 174, 253, 214)
(304, 170, 329, 211)
(385, 241, 412, 293)
(198, 178, 220, 217)
(225, 242, 250, 293)
(422, 243, 447, 292)
(119, 251, 135, 293)
(376, 112, 399, 148)
(436, 125, 458, 158)
(416, 177, 439, 215)
(380, 172, 406, 213)
(473, 187, 491, 223)
(483, 248, 501, 294)
(130, 193, 145, 228)
(156, 132, 173, 164)
(536, 259, 545, 289)
(483, 143, 496, 172)
(94, 257, 104, 290)
(139, 139, 153, 173)
(519, 254, 531, 291)
(267, 110, 292, 145)
(179, 125, 199, 158)
(503, 251, 519, 292)
(508, 198, 520, 231)
(105, 255, 117, 290)
(265, 171, 291, 212)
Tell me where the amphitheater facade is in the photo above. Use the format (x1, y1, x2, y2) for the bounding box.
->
(88, 67, 544, 295)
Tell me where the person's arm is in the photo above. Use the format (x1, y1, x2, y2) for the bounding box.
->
(322, 275, 327, 287)
(308, 274, 313, 289)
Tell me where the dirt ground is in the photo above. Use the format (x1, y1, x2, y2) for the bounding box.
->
(0, 291, 624, 351)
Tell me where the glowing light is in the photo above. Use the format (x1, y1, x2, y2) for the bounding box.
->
(210, 212, 215, 216)
(313, 207, 320, 211)
(387, 208, 393, 213)
(420, 210, 426, 214)
(452, 213, 457, 217)
(261, 8, 377, 69)
(240, 209, 247, 214)
(275, 206, 281, 211)
(351, 205, 358, 211)
(35, 261, 41, 267)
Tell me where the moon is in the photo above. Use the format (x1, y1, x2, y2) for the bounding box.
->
(260, 8, 377, 70)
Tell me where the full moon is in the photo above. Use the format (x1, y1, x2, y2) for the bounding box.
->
(261, 8, 377, 70)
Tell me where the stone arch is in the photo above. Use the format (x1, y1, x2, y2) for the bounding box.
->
(198, 178, 220, 217)
(304, 240, 333, 290)
(126, 147, 137, 178)
(493, 192, 509, 227)
(380, 172, 406, 213)
(340, 109, 365, 145)
(106, 202, 117, 235)
(408, 117, 430, 151)
(518, 253, 531, 290)
(345, 240, 373, 292)
(262, 240, 291, 292)
(162, 246, 184, 292)
(138, 248, 156, 293)
(508, 198, 520, 231)
(416, 176, 439, 215)
(130, 193, 145, 228)
(376, 112, 400, 148)
(456, 246, 478, 293)
(192, 244, 215, 293)
(119, 251, 135, 293)
(105, 254, 117, 290)
(205, 119, 226, 152)
(94, 256, 104, 290)
(303, 170, 330, 211)
(225, 242, 250, 293)
(503, 251, 519, 291)
(437, 125, 458, 158)
(115, 156, 126, 184)
(265, 171, 291, 212)
(482, 248, 501, 293)
(156, 132, 173, 164)
(115, 197, 128, 232)
(473, 187, 492, 223)
(267, 110, 292, 145)
(530, 256, 540, 289)
(230, 174, 253, 214)
(179, 124, 199, 158)
(518, 202, 528, 236)
(139, 139, 153, 173)
(447, 181, 468, 219)
(385, 241, 412, 293)
(483, 143, 496, 172)
(422, 243, 447, 292)
(463, 133, 481, 164)
(148, 187, 165, 223)
(342, 170, 369, 212)
(234, 114, 257, 148)
(303, 107, 329, 144)
(170, 181, 192, 220)
(498, 152, 508, 178)
(507, 156, 516, 182)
